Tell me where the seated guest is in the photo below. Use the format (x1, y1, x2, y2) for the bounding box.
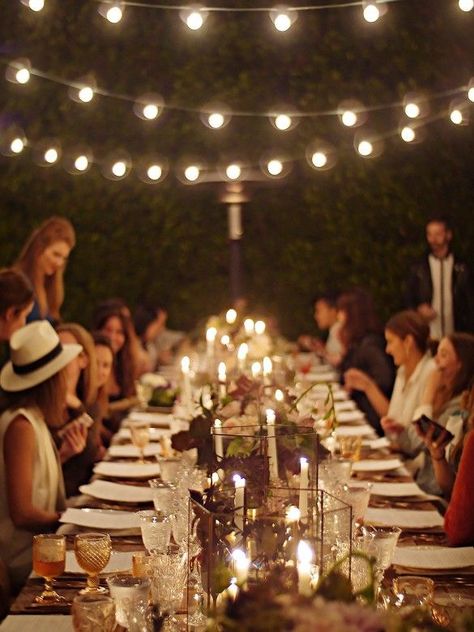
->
(0, 321, 82, 589)
(387, 333, 474, 496)
(298, 291, 344, 366)
(15, 217, 76, 324)
(338, 288, 395, 435)
(92, 332, 115, 445)
(344, 311, 435, 429)
(133, 304, 164, 373)
(93, 304, 139, 428)
(147, 306, 185, 367)
(0, 268, 34, 343)
(56, 324, 104, 497)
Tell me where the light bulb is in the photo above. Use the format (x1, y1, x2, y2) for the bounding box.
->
(10, 138, 24, 154)
(15, 67, 30, 84)
(112, 161, 127, 177)
(184, 165, 200, 181)
(468, 87, 474, 103)
(147, 164, 162, 180)
(274, 114, 291, 130)
(363, 3, 380, 22)
(106, 6, 123, 23)
(208, 112, 225, 129)
(74, 155, 89, 171)
(401, 126, 415, 142)
(186, 11, 204, 30)
(404, 102, 420, 118)
(44, 147, 58, 163)
(267, 159, 283, 176)
(341, 110, 357, 127)
(142, 103, 159, 120)
(458, 0, 473, 11)
(25, 0, 44, 11)
(274, 13, 292, 31)
(357, 140, 373, 156)
(226, 164, 241, 180)
(78, 86, 94, 103)
(450, 109, 463, 125)
(311, 151, 327, 168)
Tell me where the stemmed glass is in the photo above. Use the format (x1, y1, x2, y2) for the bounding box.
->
(150, 545, 188, 631)
(74, 533, 112, 594)
(32, 534, 66, 603)
(137, 510, 172, 554)
(186, 529, 207, 628)
(364, 526, 402, 595)
(130, 422, 150, 463)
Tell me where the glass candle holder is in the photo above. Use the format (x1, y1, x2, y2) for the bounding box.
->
(72, 593, 116, 632)
(106, 574, 151, 628)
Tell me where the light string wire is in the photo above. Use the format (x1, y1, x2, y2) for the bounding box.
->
(93, 0, 410, 13)
(1, 58, 469, 119)
(2, 104, 468, 183)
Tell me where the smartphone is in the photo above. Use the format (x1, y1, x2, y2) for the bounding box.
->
(414, 415, 454, 443)
(57, 413, 94, 439)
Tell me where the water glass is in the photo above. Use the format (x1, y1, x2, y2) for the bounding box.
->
(339, 435, 362, 461)
(32, 534, 66, 603)
(150, 546, 187, 630)
(341, 483, 372, 528)
(72, 594, 116, 632)
(107, 574, 151, 628)
(319, 458, 352, 493)
(137, 510, 172, 553)
(148, 479, 176, 514)
(158, 458, 181, 484)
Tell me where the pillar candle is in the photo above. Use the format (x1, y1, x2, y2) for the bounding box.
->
(233, 474, 246, 532)
(297, 541, 313, 596)
(266, 409, 279, 481)
(180, 356, 192, 414)
(213, 419, 224, 460)
(299, 457, 309, 523)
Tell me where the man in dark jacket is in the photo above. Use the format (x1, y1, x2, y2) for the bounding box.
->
(406, 216, 473, 337)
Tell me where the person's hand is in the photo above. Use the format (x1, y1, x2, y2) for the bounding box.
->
(417, 303, 437, 322)
(414, 422, 452, 461)
(381, 416, 404, 437)
(59, 420, 88, 463)
(298, 335, 317, 352)
(344, 368, 373, 393)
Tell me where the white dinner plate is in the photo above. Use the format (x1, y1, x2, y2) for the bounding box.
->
(352, 458, 402, 472)
(79, 479, 154, 503)
(393, 546, 474, 570)
(59, 508, 140, 530)
(107, 444, 163, 459)
(93, 461, 161, 479)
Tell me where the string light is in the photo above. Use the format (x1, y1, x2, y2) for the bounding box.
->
(226, 164, 241, 180)
(311, 151, 327, 167)
(270, 7, 297, 32)
(78, 86, 94, 103)
(184, 165, 200, 182)
(69, 78, 97, 104)
(44, 147, 59, 163)
(363, 2, 381, 23)
(272, 114, 292, 131)
(134, 94, 163, 121)
(21, 0, 44, 11)
(357, 140, 373, 156)
(74, 155, 90, 172)
(458, 0, 473, 11)
(147, 164, 162, 180)
(10, 138, 25, 154)
(208, 112, 225, 128)
(404, 102, 420, 118)
(266, 159, 283, 176)
(468, 79, 474, 102)
(341, 110, 358, 127)
(6, 60, 31, 85)
(98, 2, 124, 23)
(400, 126, 415, 142)
(181, 6, 207, 30)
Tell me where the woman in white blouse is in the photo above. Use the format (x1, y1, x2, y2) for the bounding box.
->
(344, 310, 435, 428)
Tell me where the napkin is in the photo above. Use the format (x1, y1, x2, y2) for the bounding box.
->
(365, 507, 444, 528)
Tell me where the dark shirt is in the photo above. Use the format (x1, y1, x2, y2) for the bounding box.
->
(339, 333, 395, 436)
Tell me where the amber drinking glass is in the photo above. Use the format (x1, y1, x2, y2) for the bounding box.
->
(74, 533, 112, 593)
(32, 534, 66, 603)
(130, 422, 150, 462)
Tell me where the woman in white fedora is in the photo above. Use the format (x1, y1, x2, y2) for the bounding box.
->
(0, 320, 82, 591)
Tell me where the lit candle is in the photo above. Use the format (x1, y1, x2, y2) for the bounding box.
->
(297, 541, 313, 596)
(275, 388, 284, 403)
(233, 474, 246, 532)
(266, 409, 279, 481)
(251, 361, 261, 378)
(180, 356, 192, 414)
(231, 549, 250, 585)
(226, 308, 237, 325)
(220, 334, 230, 347)
(254, 320, 266, 335)
(263, 356, 272, 386)
(299, 457, 309, 523)
(213, 419, 224, 460)
(243, 318, 254, 335)
(285, 505, 301, 524)
(237, 343, 248, 371)
(227, 578, 239, 601)
(206, 326, 217, 360)
(218, 361, 227, 398)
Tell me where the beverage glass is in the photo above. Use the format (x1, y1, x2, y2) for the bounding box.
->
(339, 435, 362, 461)
(74, 533, 112, 593)
(157, 459, 181, 484)
(150, 545, 187, 630)
(130, 422, 150, 463)
(106, 574, 151, 628)
(32, 534, 66, 603)
(365, 527, 402, 592)
(148, 479, 176, 514)
(132, 552, 152, 578)
(341, 483, 372, 529)
(72, 593, 116, 632)
(137, 510, 172, 554)
(393, 575, 434, 611)
(319, 458, 352, 493)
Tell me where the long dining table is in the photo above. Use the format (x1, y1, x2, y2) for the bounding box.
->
(2, 358, 474, 630)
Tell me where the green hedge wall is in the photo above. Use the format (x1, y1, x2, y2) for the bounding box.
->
(0, 0, 473, 338)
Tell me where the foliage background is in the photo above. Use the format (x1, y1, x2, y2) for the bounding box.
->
(0, 0, 473, 338)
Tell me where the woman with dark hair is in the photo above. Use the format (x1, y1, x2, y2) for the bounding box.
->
(395, 333, 474, 496)
(338, 288, 395, 435)
(344, 310, 435, 430)
(0, 269, 34, 343)
(15, 216, 76, 323)
(0, 321, 82, 589)
(133, 304, 167, 371)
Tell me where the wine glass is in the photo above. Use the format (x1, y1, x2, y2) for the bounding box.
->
(74, 533, 112, 594)
(150, 546, 187, 631)
(365, 526, 401, 593)
(341, 483, 372, 531)
(32, 534, 66, 603)
(130, 422, 150, 463)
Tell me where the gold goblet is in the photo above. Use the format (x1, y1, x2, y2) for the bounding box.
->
(130, 422, 150, 463)
(33, 534, 66, 604)
(74, 533, 112, 594)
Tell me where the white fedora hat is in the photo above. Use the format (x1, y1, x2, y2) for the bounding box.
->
(0, 321, 82, 392)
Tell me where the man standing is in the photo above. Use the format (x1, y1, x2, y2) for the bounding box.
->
(406, 216, 473, 337)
